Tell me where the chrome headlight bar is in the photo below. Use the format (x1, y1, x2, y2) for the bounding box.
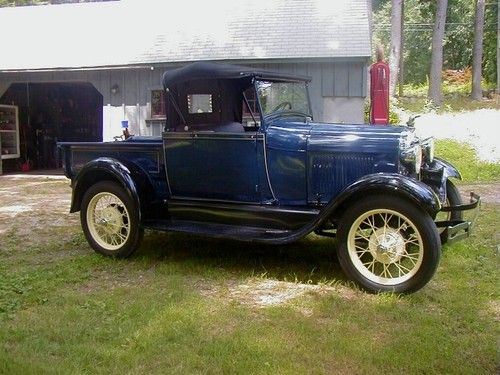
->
(399, 130, 423, 174)
(400, 144, 423, 174)
(421, 137, 435, 164)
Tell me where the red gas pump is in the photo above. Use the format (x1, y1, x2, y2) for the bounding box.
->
(369, 59, 390, 125)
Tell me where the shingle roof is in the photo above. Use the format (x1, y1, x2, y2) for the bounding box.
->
(0, 0, 371, 71)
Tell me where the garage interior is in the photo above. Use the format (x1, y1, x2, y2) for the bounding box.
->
(0, 82, 102, 171)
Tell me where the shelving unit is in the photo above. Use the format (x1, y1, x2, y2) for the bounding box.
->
(0, 104, 20, 160)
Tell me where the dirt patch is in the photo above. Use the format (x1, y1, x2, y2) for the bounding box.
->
(227, 279, 329, 307)
(0, 174, 78, 246)
(459, 183, 500, 204)
(199, 277, 362, 313)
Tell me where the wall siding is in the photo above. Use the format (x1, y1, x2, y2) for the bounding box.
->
(0, 59, 368, 140)
(333, 64, 349, 97)
(321, 63, 335, 97)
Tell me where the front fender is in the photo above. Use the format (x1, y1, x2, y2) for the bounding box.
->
(260, 173, 441, 245)
(421, 157, 461, 201)
(433, 157, 461, 180)
(70, 157, 152, 219)
(325, 173, 442, 220)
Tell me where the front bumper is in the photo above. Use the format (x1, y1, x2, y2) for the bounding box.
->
(435, 192, 481, 244)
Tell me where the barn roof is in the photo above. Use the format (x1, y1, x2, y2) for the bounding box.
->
(0, 0, 371, 72)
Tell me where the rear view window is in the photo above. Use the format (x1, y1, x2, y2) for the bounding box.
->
(187, 94, 213, 114)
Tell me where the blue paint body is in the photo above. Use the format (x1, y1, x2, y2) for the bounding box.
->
(58, 62, 477, 244)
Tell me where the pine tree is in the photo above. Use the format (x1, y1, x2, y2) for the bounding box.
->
(428, 0, 448, 106)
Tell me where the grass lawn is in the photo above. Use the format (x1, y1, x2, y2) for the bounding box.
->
(1, 151, 499, 374)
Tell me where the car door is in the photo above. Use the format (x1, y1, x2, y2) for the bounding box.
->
(163, 129, 261, 203)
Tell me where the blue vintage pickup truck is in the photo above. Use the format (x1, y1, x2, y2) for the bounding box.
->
(59, 62, 479, 293)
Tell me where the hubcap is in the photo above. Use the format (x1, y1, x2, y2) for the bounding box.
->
(369, 228, 406, 264)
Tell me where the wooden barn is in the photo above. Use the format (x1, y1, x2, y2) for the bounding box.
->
(0, 0, 371, 171)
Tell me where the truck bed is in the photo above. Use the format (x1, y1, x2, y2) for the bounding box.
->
(58, 136, 164, 180)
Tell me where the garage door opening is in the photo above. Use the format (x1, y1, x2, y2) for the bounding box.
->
(0, 82, 103, 171)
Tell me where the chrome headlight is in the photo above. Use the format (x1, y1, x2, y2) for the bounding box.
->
(421, 137, 434, 164)
(400, 144, 423, 174)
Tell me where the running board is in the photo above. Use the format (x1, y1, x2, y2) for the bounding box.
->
(142, 219, 295, 243)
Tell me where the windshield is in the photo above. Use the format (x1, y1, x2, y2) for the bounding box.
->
(255, 80, 311, 119)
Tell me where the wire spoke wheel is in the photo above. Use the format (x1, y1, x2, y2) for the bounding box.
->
(337, 195, 441, 294)
(81, 181, 143, 258)
(87, 192, 131, 251)
(348, 209, 424, 285)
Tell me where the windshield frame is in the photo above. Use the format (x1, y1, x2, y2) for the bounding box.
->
(254, 79, 313, 125)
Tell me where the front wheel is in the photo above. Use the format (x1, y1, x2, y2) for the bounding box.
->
(337, 195, 441, 294)
(80, 181, 143, 258)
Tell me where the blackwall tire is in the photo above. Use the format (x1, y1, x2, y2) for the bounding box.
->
(437, 179, 463, 244)
(337, 195, 441, 294)
(80, 181, 143, 258)
(445, 180, 463, 219)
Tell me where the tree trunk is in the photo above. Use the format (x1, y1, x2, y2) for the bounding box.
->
(428, 0, 448, 106)
(471, 0, 486, 100)
(389, 0, 403, 96)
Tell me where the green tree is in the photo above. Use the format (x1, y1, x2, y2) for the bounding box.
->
(373, 0, 436, 84)
(472, 0, 486, 100)
(373, 0, 497, 87)
(389, 0, 403, 96)
(482, 0, 498, 84)
(429, 0, 448, 105)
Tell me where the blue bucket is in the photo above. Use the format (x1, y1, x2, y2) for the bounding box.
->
(121, 120, 129, 128)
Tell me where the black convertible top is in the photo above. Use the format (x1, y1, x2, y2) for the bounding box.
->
(162, 61, 311, 88)
(161, 62, 311, 131)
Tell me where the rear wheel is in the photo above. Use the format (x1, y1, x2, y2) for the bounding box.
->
(337, 195, 441, 294)
(80, 181, 143, 258)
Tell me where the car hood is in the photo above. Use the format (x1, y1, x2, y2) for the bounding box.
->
(308, 122, 413, 153)
(309, 122, 410, 137)
(265, 120, 415, 152)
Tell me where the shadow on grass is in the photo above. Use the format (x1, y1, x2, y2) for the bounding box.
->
(131, 230, 348, 285)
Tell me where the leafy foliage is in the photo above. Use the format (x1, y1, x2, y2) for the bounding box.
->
(373, 0, 498, 85)
(398, 93, 500, 113)
(482, 1, 498, 83)
(364, 99, 401, 124)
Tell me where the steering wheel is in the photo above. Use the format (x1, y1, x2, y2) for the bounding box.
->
(271, 101, 292, 112)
